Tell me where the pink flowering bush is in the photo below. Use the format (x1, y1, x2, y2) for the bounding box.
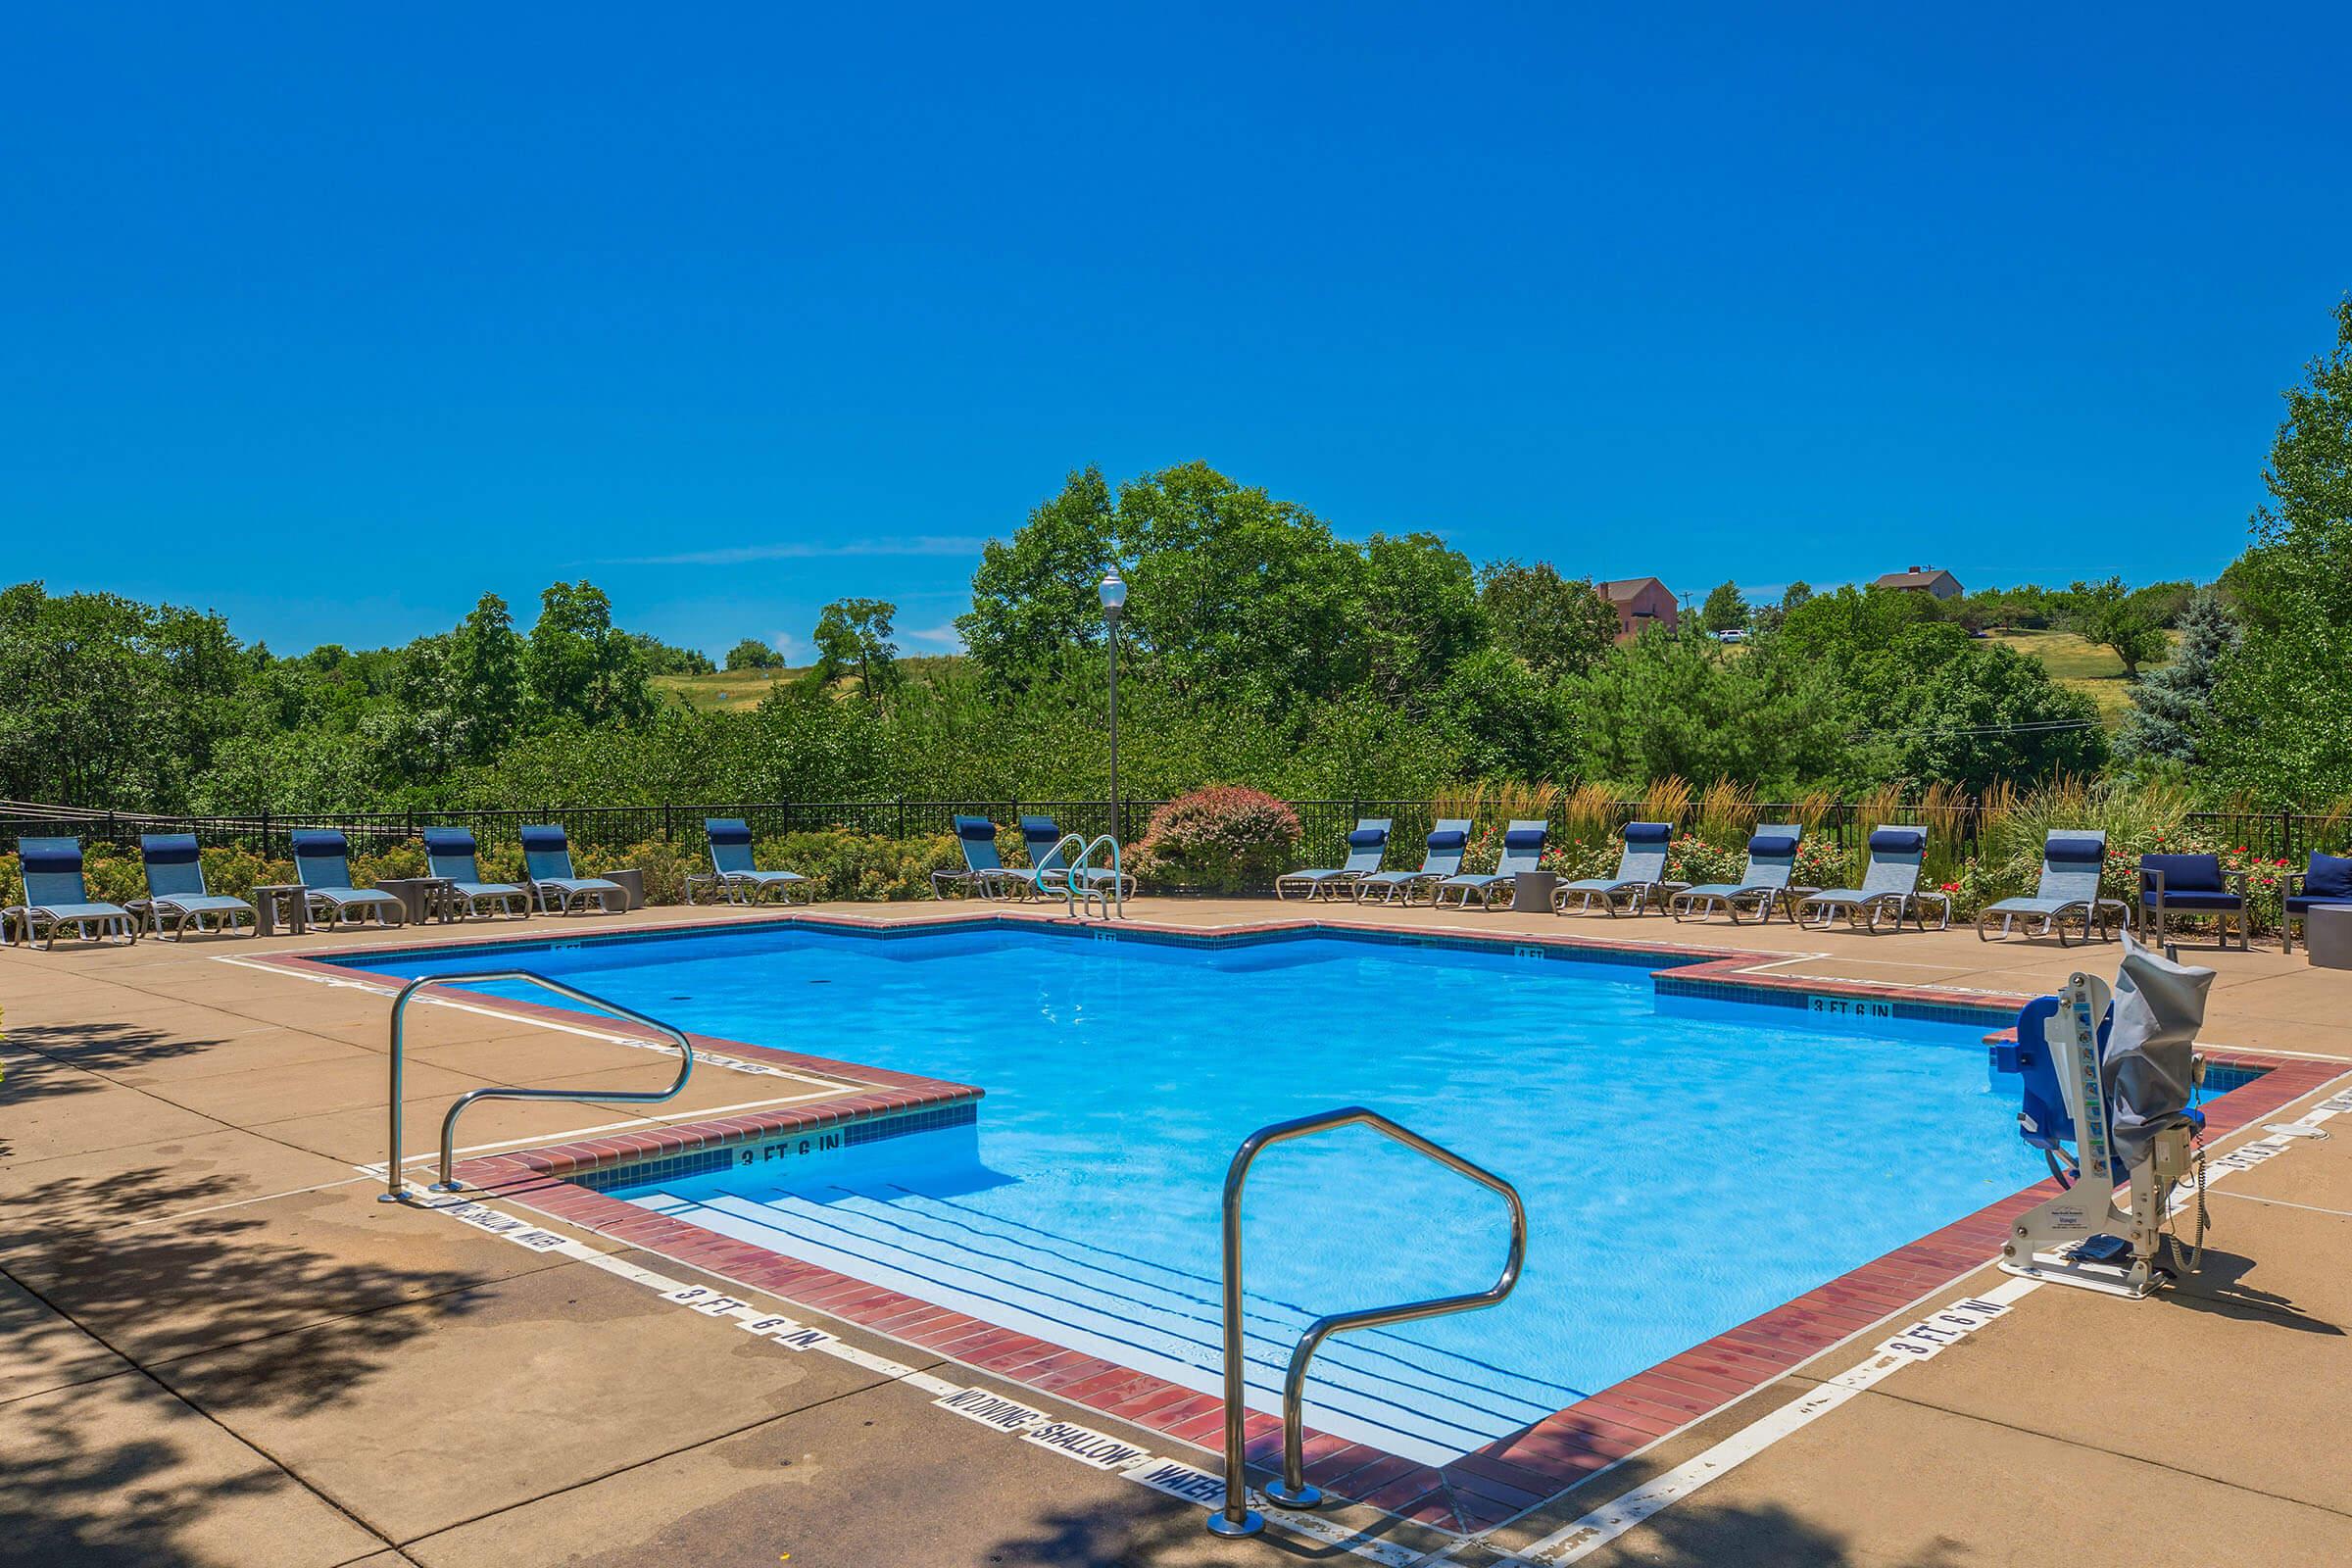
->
(1128, 787, 1302, 893)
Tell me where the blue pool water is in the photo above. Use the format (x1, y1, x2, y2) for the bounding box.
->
(355, 923, 2045, 1463)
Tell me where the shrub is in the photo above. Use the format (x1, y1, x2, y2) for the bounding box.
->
(750, 830, 958, 901)
(1129, 786, 1302, 893)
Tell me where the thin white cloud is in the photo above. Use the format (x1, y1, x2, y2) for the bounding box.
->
(611, 535, 991, 567)
(901, 623, 966, 652)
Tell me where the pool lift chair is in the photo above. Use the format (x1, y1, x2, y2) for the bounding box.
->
(1993, 936, 2216, 1299)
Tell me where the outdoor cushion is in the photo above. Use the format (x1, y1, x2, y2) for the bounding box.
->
(2148, 891, 2243, 911)
(706, 819, 754, 847)
(1747, 833, 1799, 857)
(2306, 853, 2352, 899)
(2140, 854, 2226, 895)
(421, 827, 478, 856)
(954, 816, 996, 842)
(518, 825, 568, 855)
(2286, 895, 2352, 913)
(2044, 835, 2105, 864)
(1346, 826, 1387, 848)
(1623, 821, 1671, 845)
(1427, 829, 1469, 851)
(1501, 826, 1547, 853)
(1868, 828, 1926, 854)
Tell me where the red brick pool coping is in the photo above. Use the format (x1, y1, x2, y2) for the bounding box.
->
(248, 910, 2352, 1537)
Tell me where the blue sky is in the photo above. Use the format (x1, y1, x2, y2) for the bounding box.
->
(5, 5, 2346, 659)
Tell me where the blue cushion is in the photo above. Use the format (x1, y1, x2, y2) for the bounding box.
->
(2306, 852, 2352, 900)
(1346, 826, 1388, 849)
(705, 818, 753, 847)
(422, 827, 476, 856)
(1747, 833, 1799, 857)
(1867, 827, 1925, 855)
(289, 830, 348, 857)
(1622, 821, 1672, 845)
(1427, 830, 1469, 852)
(2148, 890, 2242, 911)
(2286, 895, 2352, 913)
(518, 825, 567, 853)
(141, 833, 202, 866)
(17, 837, 83, 874)
(954, 816, 996, 842)
(1502, 827, 1547, 853)
(2044, 834, 2105, 864)
(2140, 853, 2224, 894)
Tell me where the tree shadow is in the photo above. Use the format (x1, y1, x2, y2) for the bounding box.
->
(4, 1020, 241, 1084)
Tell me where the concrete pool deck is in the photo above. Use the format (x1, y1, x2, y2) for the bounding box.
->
(4, 895, 2350, 1566)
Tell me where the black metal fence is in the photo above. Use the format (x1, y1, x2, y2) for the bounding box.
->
(0, 798, 2341, 867)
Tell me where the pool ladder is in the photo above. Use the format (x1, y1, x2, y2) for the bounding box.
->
(1040, 832, 1126, 919)
(378, 971, 694, 1202)
(1210, 1107, 1526, 1538)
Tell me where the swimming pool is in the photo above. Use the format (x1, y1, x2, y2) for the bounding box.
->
(353, 921, 2048, 1466)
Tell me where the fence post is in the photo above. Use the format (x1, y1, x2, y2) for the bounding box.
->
(897, 798, 906, 840)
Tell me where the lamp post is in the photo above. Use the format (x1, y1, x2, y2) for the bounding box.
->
(1099, 570, 1125, 858)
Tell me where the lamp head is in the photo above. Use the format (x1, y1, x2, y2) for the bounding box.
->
(1098, 570, 1127, 616)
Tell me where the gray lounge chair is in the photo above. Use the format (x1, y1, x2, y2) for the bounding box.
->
(5, 837, 138, 949)
(1354, 819, 1473, 906)
(1277, 818, 1391, 902)
(1555, 822, 1684, 916)
(933, 815, 1011, 900)
(134, 833, 256, 940)
(1671, 825, 1802, 924)
(1433, 820, 1549, 909)
(1796, 827, 1949, 932)
(291, 830, 407, 930)
(1977, 830, 2127, 945)
(520, 825, 626, 915)
(688, 817, 812, 905)
(423, 827, 530, 919)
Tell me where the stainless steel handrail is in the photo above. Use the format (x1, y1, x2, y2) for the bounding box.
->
(1028, 831, 1089, 915)
(1209, 1106, 1527, 1539)
(1066, 833, 1125, 918)
(379, 971, 695, 1202)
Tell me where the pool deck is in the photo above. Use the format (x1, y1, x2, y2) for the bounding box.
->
(4, 894, 2350, 1566)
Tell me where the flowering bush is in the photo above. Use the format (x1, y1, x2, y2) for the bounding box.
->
(1129, 787, 1301, 893)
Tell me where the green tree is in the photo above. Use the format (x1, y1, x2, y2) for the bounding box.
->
(2206, 298, 2352, 803)
(812, 598, 901, 700)
(2063, 576, 2168, 677)
(1699, 581, 1750, 634)
(450, 593, 527, 758)
(724, 637, 786, 672)
(1568, 627, 1848, 792)
(525, 580, 655, 727)
(957, 466, 1119, 675)
(2118, 587, 2237, 767)
(1480, 561, 1621, 679)
(1360, 532, 1490, 708)
(622, 633, 716, 676)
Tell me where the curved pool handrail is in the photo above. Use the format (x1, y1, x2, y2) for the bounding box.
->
(1208, 1105, 1527, 1538)
(380, 970, 694, 1202)
(1067, 833, 1124, 918)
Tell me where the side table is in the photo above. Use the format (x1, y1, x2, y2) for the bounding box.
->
(2309, 905, 2352, 971)
(253, 883, 310, 938)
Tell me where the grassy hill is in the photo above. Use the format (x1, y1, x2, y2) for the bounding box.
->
(1984, 627, 2180, 728)
(654, 655, 968, 712)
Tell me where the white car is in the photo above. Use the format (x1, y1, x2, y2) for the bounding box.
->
(1714, 628, 1746, 644)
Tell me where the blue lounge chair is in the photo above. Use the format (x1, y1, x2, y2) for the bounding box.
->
(1796, 827, 1949, 932)
(1354, 819, 1474, 906)
(1276, 818, 1392, 902)
(2283, 851, 2352, 956)
(1433, 819, 1549, 909)
(1977, 830, 2128, 945)
(520, 825, 626, 915)
(1671, 824, 1803, 924)
(690, 817, 812, 906)
(291, 831, 407, 930)
(1554, 822, 1682, 916)
(135, 833, 256, 940)
(2135, 853, 2249, 952)
(422, 827, 530, 919)
(933, 815, 1010, 900)
(4, 837, 138, 949)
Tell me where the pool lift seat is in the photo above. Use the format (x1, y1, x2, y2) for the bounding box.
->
(1993, 937, 2215, 1299)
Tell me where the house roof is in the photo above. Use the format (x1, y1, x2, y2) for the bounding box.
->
(1597, 577, 1668, 602)
(1873, 567, 1957, 590)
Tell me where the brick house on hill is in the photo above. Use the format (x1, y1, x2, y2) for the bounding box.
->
(1597, 577, 1679, 641)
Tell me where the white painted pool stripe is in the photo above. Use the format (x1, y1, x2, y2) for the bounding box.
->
(1483, 1079, 2352, 1566)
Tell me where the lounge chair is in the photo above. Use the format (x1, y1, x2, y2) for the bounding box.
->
(933, 815, 1010, 900)
(688, 817, 812, 906)
(1276, 818, 1391, 902)
(290, 830, 407, 930)
(1433, 819, 1549, 910)
(134, 833, 256, 940)
(1671, 824, 1803, 924)
(1354, 819, 1473, 906)
(2135, 853, 2249, 952)
(1003, 815, 1135, 903)
(1554, 822, 1683, 916)
(520, 824, 626, 915)
(4, 837, 138, 949)
(1795, 827, 1949, 932)
(2282, 852, 2352, 956)
(422, 827, 530, 919)
(1977, 830, 2128, 945)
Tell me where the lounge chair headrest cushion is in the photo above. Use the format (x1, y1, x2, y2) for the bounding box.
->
(421, 827, 476, 855)
(18, 837, 82, 874)
(1502, 826, 1547, 852)
(954, 816, 997, 842)
(1427, 829, 1468, 852)
(1868, 827, 1926, 855)
(2309, 852, 2352, 899)
(1747, 833, 1799, 858)
(1622, 821, 1672, 845)
(518, 825, 568, 853)
(141, 833, 202, 865)
(1020, 815, 1059, 840)
(705, 819, 753, 847)
(2140, 853, 2224, 892)
(1346, 826, 1388, 848)
(2044, 834, 2106, 865)
(290, 830, 348, 857)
